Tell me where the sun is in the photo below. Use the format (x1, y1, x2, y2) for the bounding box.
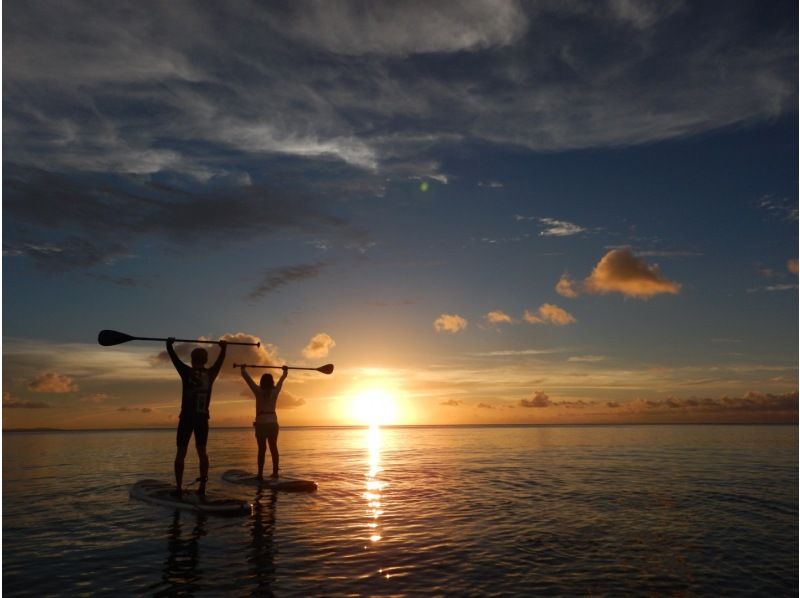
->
(350, 387, 398, 426)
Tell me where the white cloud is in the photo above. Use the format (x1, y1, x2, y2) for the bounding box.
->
(281, 0, 529, 56)
(538, 218, 587, 237)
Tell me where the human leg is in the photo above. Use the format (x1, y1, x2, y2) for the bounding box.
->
(175, 418, 193, 498)
(254, 425, 268, 480)
(195, 419, 209, 495)
(267, 423, 280, 478)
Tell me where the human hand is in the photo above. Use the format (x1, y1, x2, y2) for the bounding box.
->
(219, 340, 228, 348)
(281, 365, 288, 373)
(167, 337, 176, 345)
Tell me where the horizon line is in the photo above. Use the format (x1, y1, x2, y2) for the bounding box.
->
(4, 422, 797, 433)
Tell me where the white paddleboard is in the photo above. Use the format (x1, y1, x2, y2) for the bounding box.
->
(130, 479, 251, 515)
(222, 469, 318, 492)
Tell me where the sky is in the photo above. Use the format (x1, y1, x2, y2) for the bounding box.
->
(3, 0, 798, 428)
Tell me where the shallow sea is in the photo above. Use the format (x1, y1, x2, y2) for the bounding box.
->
(3, 425, 798, 596)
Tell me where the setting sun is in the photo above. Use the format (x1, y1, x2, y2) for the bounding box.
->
(350, 387, 398, 426)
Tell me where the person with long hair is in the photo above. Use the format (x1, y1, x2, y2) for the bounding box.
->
(240, 365, 288, 479)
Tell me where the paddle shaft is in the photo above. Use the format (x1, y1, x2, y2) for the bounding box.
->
(234, 364, 316, 370)
(149, 336, 258, 346)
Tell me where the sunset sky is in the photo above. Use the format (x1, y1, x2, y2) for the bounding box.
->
(3, 1, 798, 428)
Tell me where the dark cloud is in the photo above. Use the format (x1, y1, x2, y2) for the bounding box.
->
(4, 1, 794, 180)
(627, 391, 798, 414)
(477, 402, 496, 409)
(3, 392, 50, 409)
(117, 406, 152, 413)
(440, 399, 463, 406)
(520, 391, 552, 408)
(4, 164, 354, 271)
(86, 273, 142, 287)
(249, 262, 328, 300)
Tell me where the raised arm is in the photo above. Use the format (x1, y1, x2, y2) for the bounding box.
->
(209, 340, 227, 379)
(166, 338, 188, 373)
(275, 365, 289, 394)
(240, 365, 260, 396)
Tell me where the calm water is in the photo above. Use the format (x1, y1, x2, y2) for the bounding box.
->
(3, 425, 797, 596)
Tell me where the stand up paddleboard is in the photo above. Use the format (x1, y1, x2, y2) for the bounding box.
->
(222, 469, 318, 492)
(130, 479, 251, 515)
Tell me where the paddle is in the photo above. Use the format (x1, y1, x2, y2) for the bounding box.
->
(233, 363, 334, 375)
(98, 329, 260, 347)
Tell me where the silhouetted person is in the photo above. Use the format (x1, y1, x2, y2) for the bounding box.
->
(241, 365, 287, 479)
(167, 337, 227, 498)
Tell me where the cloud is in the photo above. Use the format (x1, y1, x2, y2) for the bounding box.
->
(747, 284, 798, 293)
(538, 218, 587, 237)
(477, 402, 497, 409)
(3, 392, 50, 409)
(28, 372, 79, 393)
(117, 406, 152, 413)
(440, 399, 463, 406)
(568, 355, 606, 362)
(519, 391, 551, 408)
(478, 181, 504, 188)
(434, 314, 468, 333)
(486, 310, 513, 324)
(249, 262, 327, 300)
(80, 393, 112, 404)
(623, 391, 798, 415)
(277, 391, 306, 409)
(584, 248, 681, 299)
(4, 1, 794, 193)
(302, 333, 336, 359)
(523, 303, 576, 326)
(758, 195, 798, 221)
(152, 332, 280, 377)
(555, 274, 580, 298)
(519, 390, 594, 409)
(281, 1, 529, 56)
(788, 259, 798, 274)
(5, 166, 354, 271)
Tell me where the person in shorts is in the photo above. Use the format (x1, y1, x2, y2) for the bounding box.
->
(167, 337, 227, 498)
(240, 365, 288, 479)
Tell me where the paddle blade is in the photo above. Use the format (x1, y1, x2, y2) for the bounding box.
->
(98, 329, 134, 346)
(317, 363, 334, 375)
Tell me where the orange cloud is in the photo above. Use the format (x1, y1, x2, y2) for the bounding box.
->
(555, 273, 580, 298)
(434, 313, 468, 333)
(486, 310, 513, 324)
(523, 303, 575, 326)
(788, 259, 798, 274)
(302, 332, 336, 359)
(584, 248, 680, 299)
(28, 372, 78, 393)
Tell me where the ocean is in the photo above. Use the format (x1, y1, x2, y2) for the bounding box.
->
(3, 425, 797, 596)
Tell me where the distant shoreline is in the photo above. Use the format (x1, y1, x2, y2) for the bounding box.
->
(4, 422, 797, 433)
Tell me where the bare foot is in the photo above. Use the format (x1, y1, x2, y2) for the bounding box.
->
(270, 472, 279, 479)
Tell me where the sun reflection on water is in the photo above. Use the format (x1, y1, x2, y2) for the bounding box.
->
(365, 424, 386, 544)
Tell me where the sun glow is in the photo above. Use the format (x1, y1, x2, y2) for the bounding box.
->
(350, 387, 398, 426)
